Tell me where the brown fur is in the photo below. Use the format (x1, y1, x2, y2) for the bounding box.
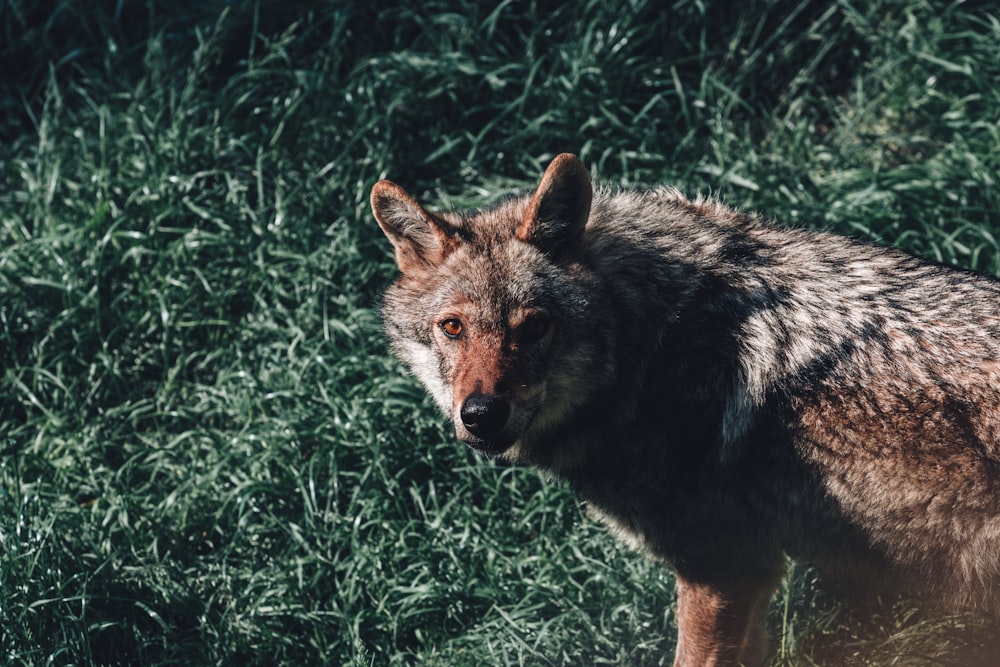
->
(371, 154, 1000, 665)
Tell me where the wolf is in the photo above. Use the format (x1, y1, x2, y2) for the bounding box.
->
(370, 153, 1000, 666)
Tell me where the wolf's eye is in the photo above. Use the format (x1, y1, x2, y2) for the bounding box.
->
(440, 318, 464, 339)
(519, 312, 551, 343)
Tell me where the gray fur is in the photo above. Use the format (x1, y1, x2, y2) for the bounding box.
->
(372, 154, 1000, 666)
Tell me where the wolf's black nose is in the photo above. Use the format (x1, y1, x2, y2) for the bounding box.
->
(460, 394, 510, 437)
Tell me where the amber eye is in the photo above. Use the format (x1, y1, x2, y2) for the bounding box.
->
(440, 318, 464, 339)
(519, 312, 551, 343)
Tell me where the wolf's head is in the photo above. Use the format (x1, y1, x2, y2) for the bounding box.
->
(371, 154, 612, 460)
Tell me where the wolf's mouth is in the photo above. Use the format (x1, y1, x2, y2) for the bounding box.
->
(459, 433, 516, 456)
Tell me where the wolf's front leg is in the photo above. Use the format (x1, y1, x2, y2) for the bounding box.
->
(672, 574, 775, 667)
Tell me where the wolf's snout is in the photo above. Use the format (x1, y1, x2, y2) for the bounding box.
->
(460, 394, 510, 437)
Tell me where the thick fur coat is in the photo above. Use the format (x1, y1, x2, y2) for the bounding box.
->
(371, 154, 1000, 666)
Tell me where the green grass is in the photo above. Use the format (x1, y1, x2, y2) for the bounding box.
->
(1, 0, 999, 665)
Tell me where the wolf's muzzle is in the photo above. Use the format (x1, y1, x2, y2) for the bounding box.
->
(460, 393, 510, 439)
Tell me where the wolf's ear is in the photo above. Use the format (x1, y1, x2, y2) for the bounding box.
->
(517, 153, 592, 255)
(371, 180, 458, 273)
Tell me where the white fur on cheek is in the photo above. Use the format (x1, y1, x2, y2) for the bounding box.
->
(397, 339, 452, 413)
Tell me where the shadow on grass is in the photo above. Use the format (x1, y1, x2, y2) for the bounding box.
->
(774, 567, 1000, 667)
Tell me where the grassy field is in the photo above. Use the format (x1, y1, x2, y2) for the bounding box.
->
(2, 1, 999, 665)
